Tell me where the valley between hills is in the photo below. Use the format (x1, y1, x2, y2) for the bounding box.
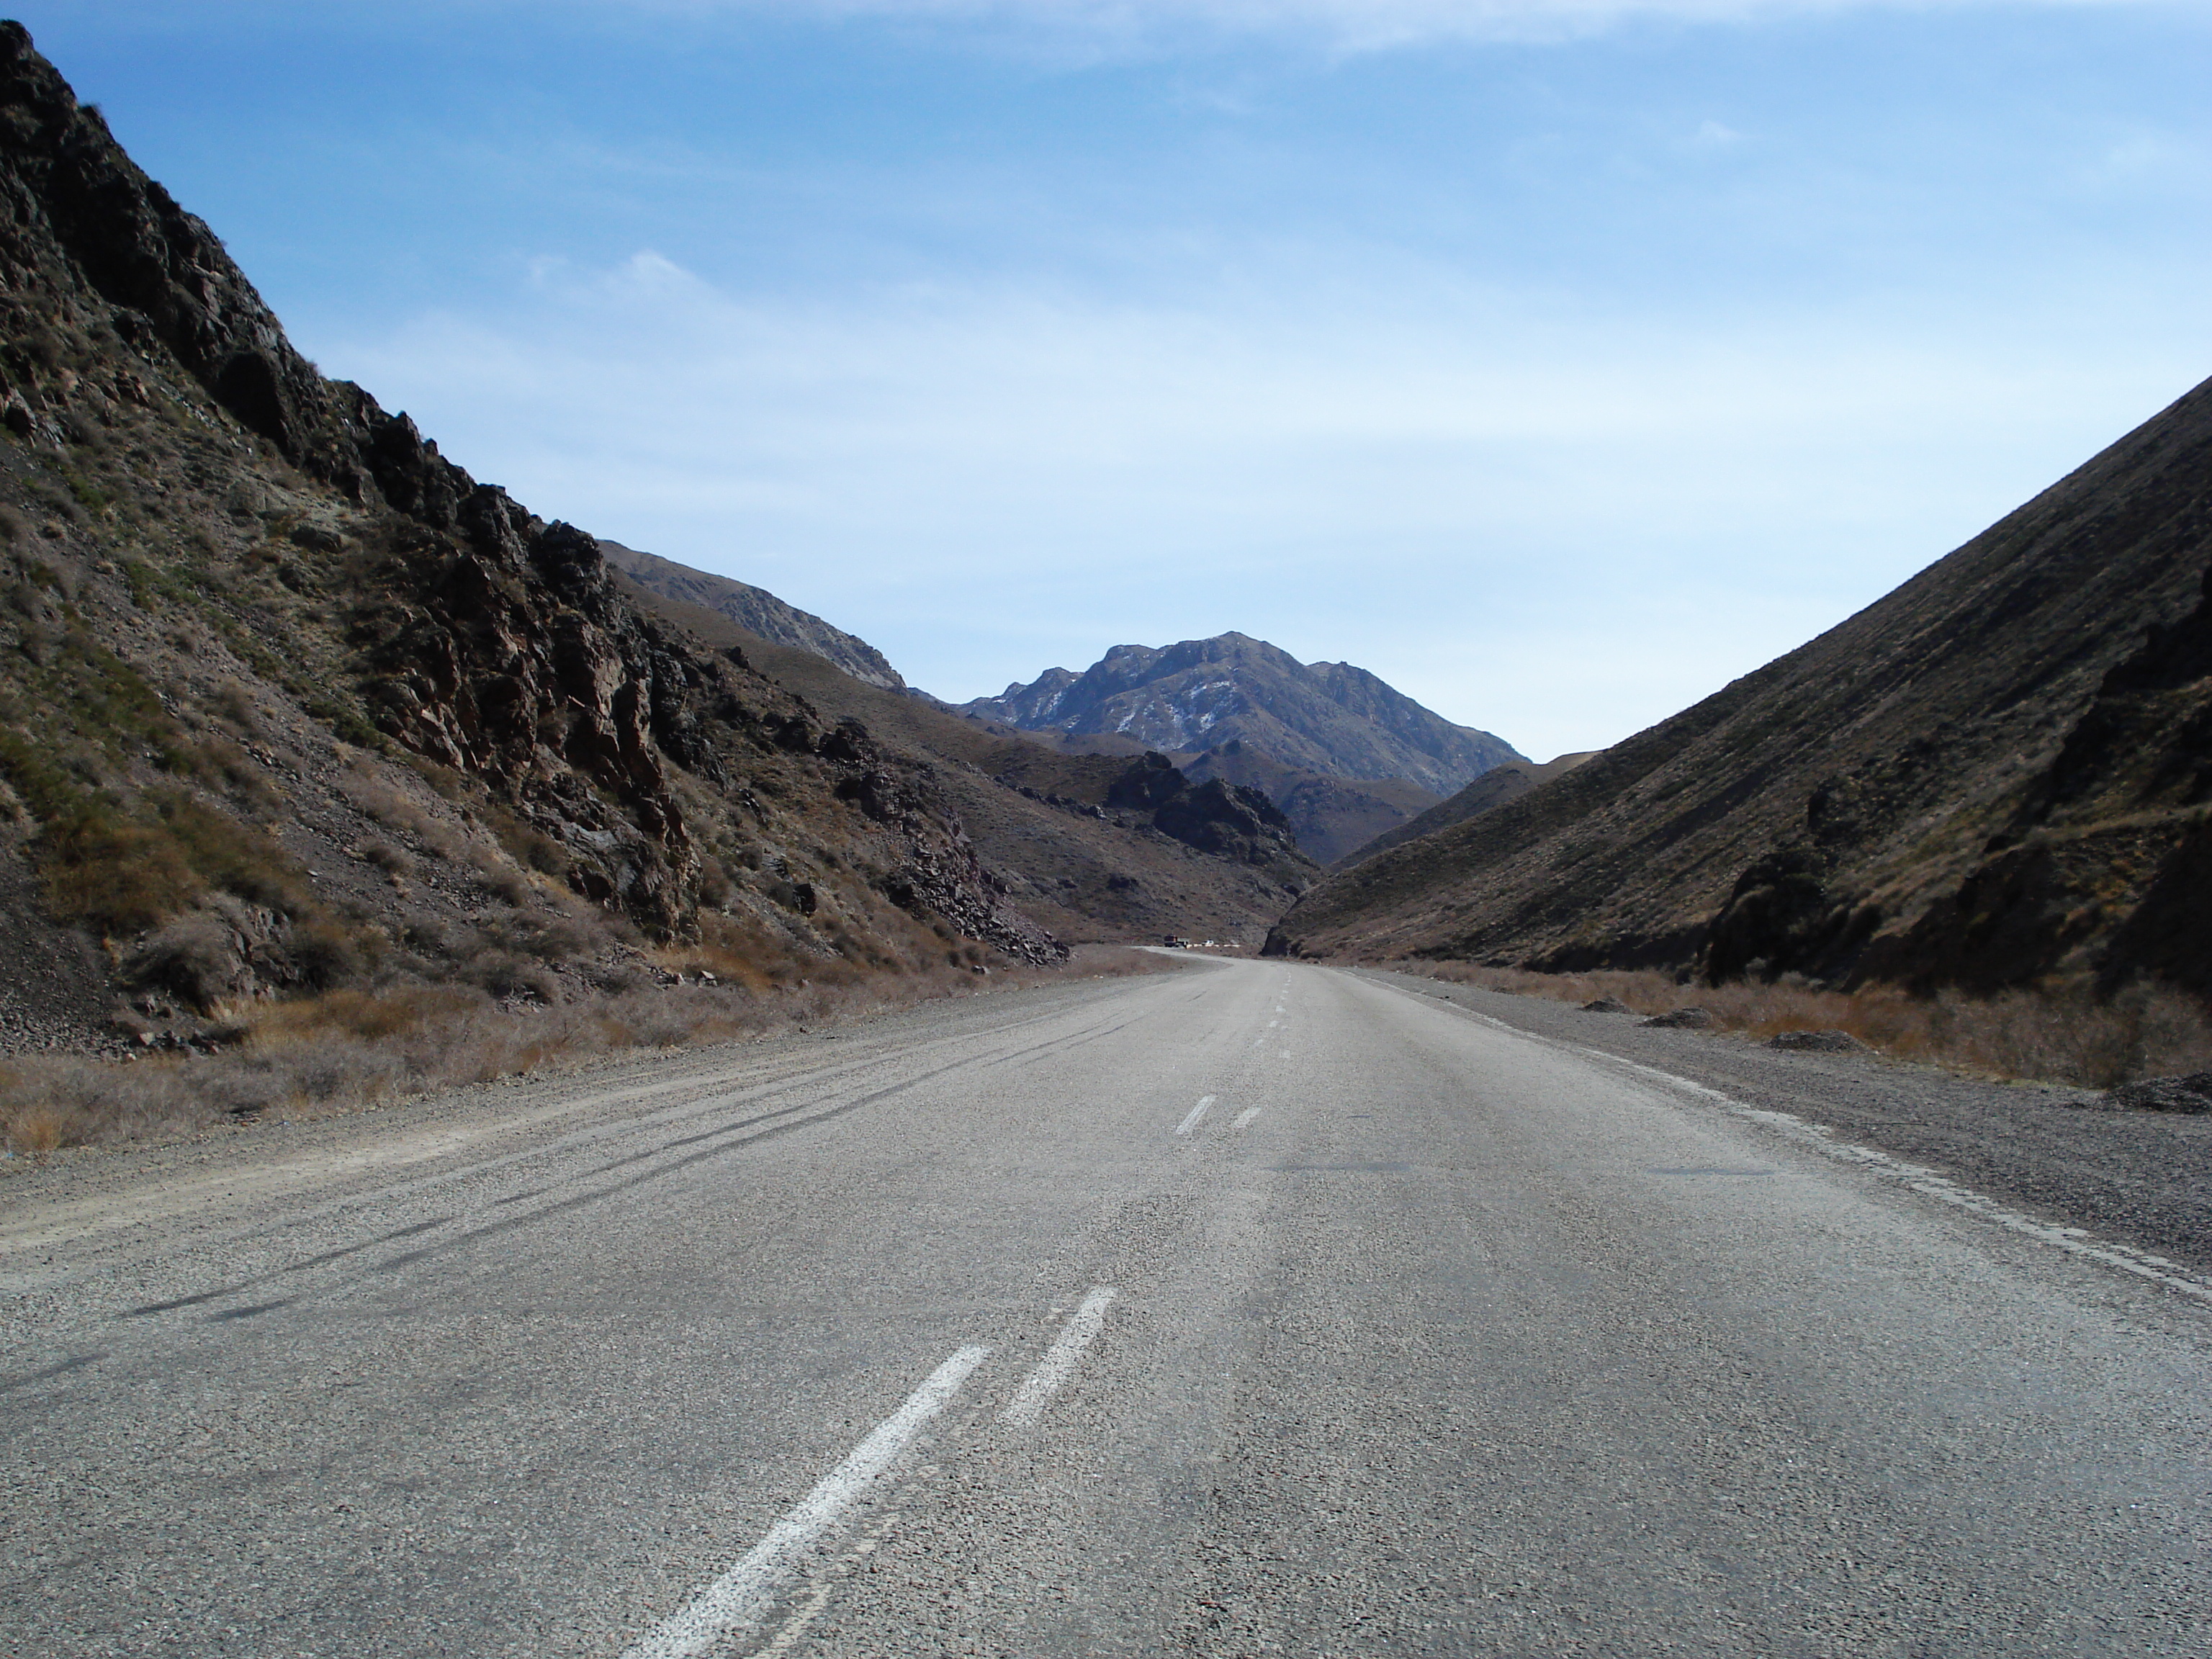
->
(0, 14, 2207, 1162)
(2, 22, 2210, 1659)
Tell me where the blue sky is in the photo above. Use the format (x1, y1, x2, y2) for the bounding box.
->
(24, 2, 2212, 760)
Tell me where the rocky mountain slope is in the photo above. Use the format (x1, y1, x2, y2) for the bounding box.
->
(600, 539, 908, 691)
(1269, 373, 2212, 999)
(1173, 739, 1441, 866)
(1334, 751, 1596, 872)
(961, 631, 1522, 798)
(606, 534, 1453, 867)
(616, 577, 1318, 945)
(0, 23, 1069, 1053)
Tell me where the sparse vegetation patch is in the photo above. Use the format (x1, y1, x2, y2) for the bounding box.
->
(1397, 960, 2212, 1091)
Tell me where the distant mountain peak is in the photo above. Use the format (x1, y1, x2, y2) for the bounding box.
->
(961, 631, 1521, 798)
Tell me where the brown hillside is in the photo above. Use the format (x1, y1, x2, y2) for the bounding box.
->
(1270, 373, 2212, 998)
(598, 539, 908, 690)
(1333, 752, 1597, 873)
(616, 578, 1317, 945)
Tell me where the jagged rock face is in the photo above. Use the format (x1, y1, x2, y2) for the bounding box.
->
(814, 716, 1061, 965)
(1269, 372, 2212, 996)
(0, 22, 1064, 992)
(1102, 752, 1313, 888)
(0, 27, 372, 499)
(346, 512, 718, 932)
(1176, 737, 1443, 866)
(963, 631, 1521, 797)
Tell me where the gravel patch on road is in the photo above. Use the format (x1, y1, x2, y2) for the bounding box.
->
(1352, 967, 2212, 1276)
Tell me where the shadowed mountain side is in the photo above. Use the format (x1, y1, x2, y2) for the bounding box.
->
(1170, 739, 1442, 865)
(1334, 752, 1598, 873)
(1269, 372, 2212, 996)
(961, 631, 1522, 797)
(600, 539, 906, 691)
(616, 577, 1318, 944)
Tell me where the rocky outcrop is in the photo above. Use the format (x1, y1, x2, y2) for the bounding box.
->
(0, 24, 374, 497)
(1879, 547, 2212, 998)
(344, 513, 719, 930)
(1174, 738, 1440, 865)
(1103, 752, 1313, 886)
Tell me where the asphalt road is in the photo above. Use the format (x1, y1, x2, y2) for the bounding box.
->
(3, 956, 2206, 1657)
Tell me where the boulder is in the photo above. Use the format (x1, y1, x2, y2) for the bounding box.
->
(2098, 1072, 2212, 1114)
(1640, 1006, 1714, 1030)
(1766, 1029, 1866, 1053)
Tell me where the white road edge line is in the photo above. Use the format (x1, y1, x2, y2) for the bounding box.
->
(1176, 1096, 1215, 1136)
(1353, 971, 2212, 1308)
(619, 1344, 992, 1659)
(999, 1286, 1118, 1427)
(1232, 1107, 1262, 1129)
(1581, 1047, 2212, 1308)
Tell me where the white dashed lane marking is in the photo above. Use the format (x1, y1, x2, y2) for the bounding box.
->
(1176, 1097, 1215, 1136)
(620, 1346, 991, 1659)
(999, 1286, 1118, 1428)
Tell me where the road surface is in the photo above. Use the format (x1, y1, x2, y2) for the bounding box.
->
(3, 956, 2206, 1655)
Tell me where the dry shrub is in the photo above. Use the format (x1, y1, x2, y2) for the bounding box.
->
(337, 768, 463, 860)
(1, 1054, 219, 1148)
(482, 803, 570, 876)
(1063, 943, 1181, 979)
(649, 910, 815, 992)
(41, 806, 199, 931)
(246, 984, 482, 1045)
(128, 908, 248, 1007)
(183, 736, 281, 814)
(473, 866, 532, 908)
(1402, 960, 2212, 1089)
(6, 1099, 73, 1154)
(210, 678, 261, 734)
(359, 837, 415, 877)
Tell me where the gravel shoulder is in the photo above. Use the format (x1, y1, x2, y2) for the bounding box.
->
(1350, 966, 2212, 1276)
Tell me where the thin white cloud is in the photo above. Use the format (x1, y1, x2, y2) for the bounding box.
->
(605, 1, 2162, 52)
(319, 247, 2205, 757)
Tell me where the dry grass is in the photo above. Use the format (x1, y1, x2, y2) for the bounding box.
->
(336, 766, 464, 861)
(1398, 961, 2212, 1089)
(0, 940, 1184, 1156)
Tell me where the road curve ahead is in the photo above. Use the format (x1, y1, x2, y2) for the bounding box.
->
(4, 956, 2206, 1656)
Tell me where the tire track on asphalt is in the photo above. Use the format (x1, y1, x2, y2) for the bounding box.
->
(114, 1004, 1151, 1318)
